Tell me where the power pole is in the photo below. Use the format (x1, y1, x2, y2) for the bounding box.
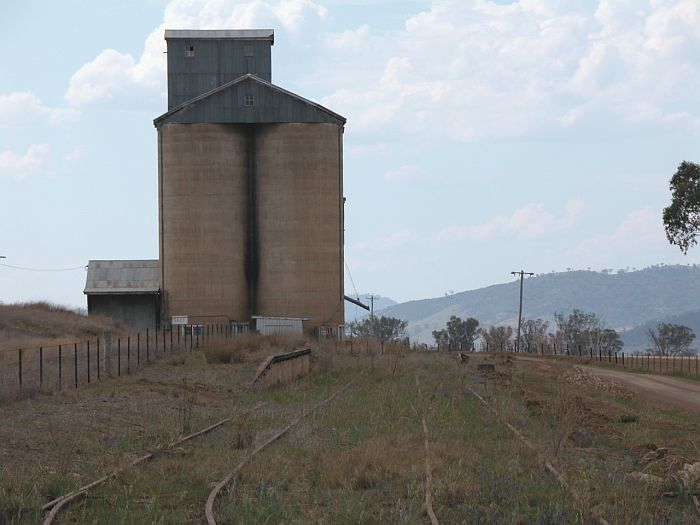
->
(365, 294, 378, 339)
(511, 270, 534, 352)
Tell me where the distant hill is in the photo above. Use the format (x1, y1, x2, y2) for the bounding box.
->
(345, 294, 397, 323)
(376, 265, 700, 344)
(619, 309, 700, 351)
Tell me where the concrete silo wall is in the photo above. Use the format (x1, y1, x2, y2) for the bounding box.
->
(159, 122, 344, 329)
(256, 123, 344, 327)
(159, 123, 249, 323)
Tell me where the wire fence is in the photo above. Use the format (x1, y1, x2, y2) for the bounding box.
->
(0, 323, 241, 402)
(433, 340, 700, 377)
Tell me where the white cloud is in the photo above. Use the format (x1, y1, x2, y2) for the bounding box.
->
(63, 146, 84, 164)
(65, 0, 328, 107)
(318, 0, 700, 141)
(62, 0, 700, 136)
(0, 92, 78, 127)
(575, 208, 659, 255)
(438, 199, 584, 242)
(567, 207, 700, 269)
(0, 144, 50, 180)
(353, 229, 418, 252)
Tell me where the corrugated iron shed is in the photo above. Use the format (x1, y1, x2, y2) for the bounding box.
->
(154, 73, 346, 126)
(84, 260, 160, 294)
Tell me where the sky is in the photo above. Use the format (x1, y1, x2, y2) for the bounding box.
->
(1, 0, 700, 309)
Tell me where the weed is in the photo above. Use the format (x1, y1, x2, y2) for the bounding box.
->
(176, 396, 194, 436)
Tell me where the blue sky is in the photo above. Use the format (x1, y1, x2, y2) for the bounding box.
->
(1, 0, 699, 309)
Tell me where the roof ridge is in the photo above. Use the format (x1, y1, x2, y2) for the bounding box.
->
(153, 74, 345, 125)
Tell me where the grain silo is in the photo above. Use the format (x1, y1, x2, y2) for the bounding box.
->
(154, 29, 346, 334)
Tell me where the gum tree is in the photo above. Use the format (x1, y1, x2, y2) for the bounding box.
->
(663, 161, 700, 253)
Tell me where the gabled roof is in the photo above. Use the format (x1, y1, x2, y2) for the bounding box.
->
(84, 260, 160, 295)
(154, 74, 346, 126)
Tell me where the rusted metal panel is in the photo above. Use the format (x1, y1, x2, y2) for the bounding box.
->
(84, 260, 160, 294)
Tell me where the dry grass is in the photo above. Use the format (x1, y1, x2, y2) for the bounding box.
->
(2, 347, 699, 523)
(203, 333, 309, 365)
(0, 301, 126, 352)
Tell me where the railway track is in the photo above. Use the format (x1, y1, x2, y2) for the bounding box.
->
(415, 374, 439, 525)
(204, 370, 365, 525)
(41, 401, 270, 525)
(445, 352, 610, 525)
(37, 353, 621, 523)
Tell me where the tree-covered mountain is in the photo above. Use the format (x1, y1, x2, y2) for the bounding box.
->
(376, 265, 700, 345)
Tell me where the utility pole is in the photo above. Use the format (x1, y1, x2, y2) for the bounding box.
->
(366, 294, 378, 339)
(511, 270, 534, 352)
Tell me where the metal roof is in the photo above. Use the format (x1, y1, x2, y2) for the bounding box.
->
(164, 29, 274, 42)
(84, 260, 160, 295)
(154, 73, 346, 126)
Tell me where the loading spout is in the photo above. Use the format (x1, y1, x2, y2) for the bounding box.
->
(344, 295, 369, 311)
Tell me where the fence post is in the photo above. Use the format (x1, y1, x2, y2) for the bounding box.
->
(39, 347, 43, 387)
(97, 338, 100, 380)
(104, 333, 112, 377)
(146, 328, 150, 361)
(58, 345, 62, 390)
(74, 343, 78, 388)
(137, 333, 141, 365)
(196, 327, 199, 349)
(127, 336, 131, 373)
(18, 348, 22, 390)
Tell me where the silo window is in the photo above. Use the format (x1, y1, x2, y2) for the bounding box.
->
(185, 45, 195, 58)
(243, 45, 254, 57)
(244, 93, 255, 107)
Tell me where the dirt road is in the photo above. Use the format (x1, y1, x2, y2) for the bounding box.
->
(579, 365, 700, 414)
(513, 355, 700, 414)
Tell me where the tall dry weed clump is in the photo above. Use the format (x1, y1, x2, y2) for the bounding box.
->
(203, 333, 308, 364)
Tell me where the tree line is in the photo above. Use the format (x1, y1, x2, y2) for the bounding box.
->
(429, 310, 697, 356)
(345, 310, 696, 357)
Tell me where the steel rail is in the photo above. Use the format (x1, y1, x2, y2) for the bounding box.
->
(468, 387, 610, 525)
(42, 402, 269, 525)
(415, 374, 440, 525)
(204, 371, 364, 525)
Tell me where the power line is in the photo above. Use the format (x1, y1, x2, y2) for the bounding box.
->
(0, 263, 87, 273)
(344, 260, 359, 299)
